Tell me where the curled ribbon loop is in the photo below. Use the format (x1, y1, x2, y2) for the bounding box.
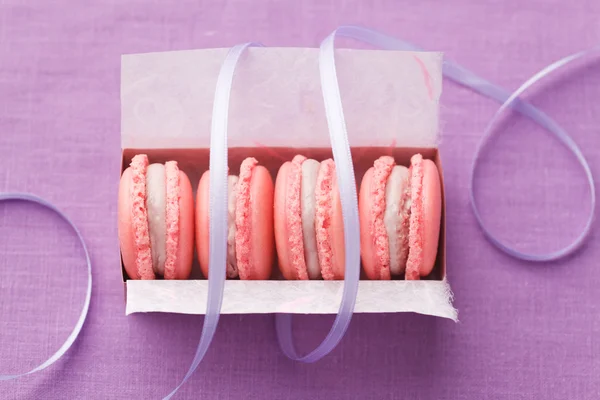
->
(314, 25, 597, 263)
(468, 48, 598, 261)
(0, 193, 92, 381)
(163, 42, 262, 399)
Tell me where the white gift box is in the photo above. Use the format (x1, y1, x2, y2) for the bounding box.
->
(120, 46, 456, 321)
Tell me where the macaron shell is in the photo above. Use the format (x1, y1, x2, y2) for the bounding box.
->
(274, 161, 298, 280)
(329, 173, 345, 280)
(198, 165, 274, 280)
(315, 159, 336, 280)
(359, 167, 388, 280)
(420, 159, 442, 276)
(406, 155, 442, 280)
(118, 167, 140, 280)
(195, 171, 210, 278)
(171, 170, 194, 279)
(118, 156, 155, 281)
(226, 176, 240, 278)
(245, 165, 275, 280)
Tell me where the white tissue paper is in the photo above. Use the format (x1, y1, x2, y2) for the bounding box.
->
(126, 280, 456, 319)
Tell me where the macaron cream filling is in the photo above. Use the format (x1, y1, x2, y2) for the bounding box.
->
(300, 158, 321, 280)
(143, 160, 180, 279)
(383, 165, 411, 276)
(145, 163, 167, 277)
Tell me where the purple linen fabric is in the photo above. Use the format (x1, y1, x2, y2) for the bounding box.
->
(1, 1, 599, 399)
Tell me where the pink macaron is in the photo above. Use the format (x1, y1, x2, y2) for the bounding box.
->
(274, 155, 345, 280)
(359, 154, 441, 280)
(118, 154, 194, 280)
(196, 157, 274, 280)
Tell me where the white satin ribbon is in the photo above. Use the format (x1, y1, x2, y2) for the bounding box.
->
(162, 42, 263, 400)
(0, 193, 92, 381)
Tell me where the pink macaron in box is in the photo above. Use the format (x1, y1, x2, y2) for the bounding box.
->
(119, 46, 456, 320)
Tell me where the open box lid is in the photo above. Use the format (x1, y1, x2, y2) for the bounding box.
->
(121, 47, 442, 149)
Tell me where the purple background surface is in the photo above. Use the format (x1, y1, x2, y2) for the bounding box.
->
(1, 1, 600, 399)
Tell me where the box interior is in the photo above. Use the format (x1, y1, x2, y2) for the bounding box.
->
(120, 146, 446, 282)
